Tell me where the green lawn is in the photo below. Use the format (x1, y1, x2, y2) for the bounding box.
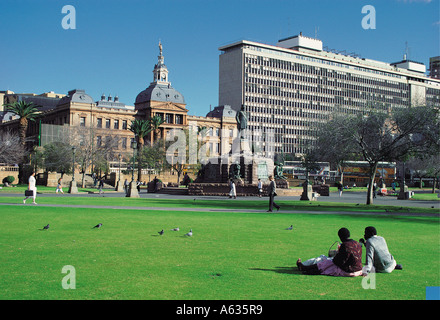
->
(0, 194, 438, 215)
(0, 203, 438, 300)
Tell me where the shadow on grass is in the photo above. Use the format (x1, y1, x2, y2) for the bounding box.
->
(249, 267, 302, 275)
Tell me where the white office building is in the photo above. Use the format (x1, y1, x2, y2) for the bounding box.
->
(218, 33, 440, 156)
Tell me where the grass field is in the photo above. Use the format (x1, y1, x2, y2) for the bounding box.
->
(0, 199, 438, 300)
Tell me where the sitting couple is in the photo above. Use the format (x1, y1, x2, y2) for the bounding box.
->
(297, 227, 402, 277)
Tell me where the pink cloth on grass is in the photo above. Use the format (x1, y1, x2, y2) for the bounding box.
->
(317, 259, 363, 277)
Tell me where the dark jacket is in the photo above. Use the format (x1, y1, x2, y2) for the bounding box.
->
(332, 239, 363, 273)
(268, 180, 276, 195)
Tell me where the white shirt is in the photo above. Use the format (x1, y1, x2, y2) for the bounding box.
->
(28, 175, 36, 190)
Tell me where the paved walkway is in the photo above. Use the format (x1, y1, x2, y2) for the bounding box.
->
(1, 190, 438, 217)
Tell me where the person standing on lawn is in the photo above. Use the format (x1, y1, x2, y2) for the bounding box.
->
(229, 179, 236, 199)
(56, 178, 64, 194)
(267, 175, 280, 212)
(23, 171, 37, 204)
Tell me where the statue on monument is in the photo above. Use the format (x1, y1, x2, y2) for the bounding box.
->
(230, 163, 241, 180)
(236, 105, 248, 132)
(274, 162, 287, 180)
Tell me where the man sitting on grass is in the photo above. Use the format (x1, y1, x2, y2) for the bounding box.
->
(360, 226, 402, 276)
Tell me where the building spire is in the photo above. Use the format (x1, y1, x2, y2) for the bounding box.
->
(153, 40, 169, 84)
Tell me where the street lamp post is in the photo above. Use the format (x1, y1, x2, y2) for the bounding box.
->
(127, 138, 139, 198)
(116, 153, 124, 192)
(398, 161, 409, 200)
(68, 146, 78, 194)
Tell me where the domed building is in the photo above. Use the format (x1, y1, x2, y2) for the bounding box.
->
(135, 41, 189, 144)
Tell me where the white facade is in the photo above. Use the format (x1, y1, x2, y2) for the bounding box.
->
(218, 35, 440, 156)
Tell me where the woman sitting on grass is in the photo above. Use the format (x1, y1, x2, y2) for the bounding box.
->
(297, 228, 363, 277)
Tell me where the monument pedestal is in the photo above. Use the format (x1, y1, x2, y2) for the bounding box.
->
(275, 179, 289, 189)
(115, 180, 125, 192)
(68, 180, 78, 194)
(126, 181, 139, 198)
(203, 152, 274, 185)
(300, 182, 312, 201)
(397, 184, 409, 200)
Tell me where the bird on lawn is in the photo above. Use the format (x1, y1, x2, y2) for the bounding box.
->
(158, 229, 164, 236)
(43, 224, 50, 230)
(286, 225, 293, 230)
(93, 223, 103, 229)
(184, 229, 193, 237)
(171, 227, 179, 231)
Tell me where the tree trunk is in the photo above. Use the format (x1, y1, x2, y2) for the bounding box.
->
(366, 162, 379, 205)
(137, 139, 144, 182)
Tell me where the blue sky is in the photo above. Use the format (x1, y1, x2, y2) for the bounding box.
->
(0, 0, 439, 116)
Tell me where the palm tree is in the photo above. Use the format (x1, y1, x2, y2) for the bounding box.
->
(129, 119, 153, 181)
(4, 101, 40, 147)
(150, 115, 164, 141)
(4, 101, 40, 183)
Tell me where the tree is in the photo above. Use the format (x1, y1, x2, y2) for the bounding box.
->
(0, 130, 25, 165)
(316, 105, 439, 205)
(4, 101, 40, 147)
(150, 115, 164, 141)
(129, 119, 153, 182)
(43, 141, 73, 176)
(300, 148, 321, 183)
(314, 114, 359, 184)
(3, 101, 41, 183)
(140, 139, 167, 182)
(68, 126, 120, 187)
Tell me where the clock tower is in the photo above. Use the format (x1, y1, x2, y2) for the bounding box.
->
(153, 41, 169, 84)
(134, 41, 188, 144)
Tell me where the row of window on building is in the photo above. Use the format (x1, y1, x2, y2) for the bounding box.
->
(78, 113, 185, 130)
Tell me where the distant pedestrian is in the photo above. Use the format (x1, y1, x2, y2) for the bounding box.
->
(373, 182, 377, 198)
(257, 178, 263, 197)
(23, 172, 37, 204)
(124, 179, 129, 195)
(267, 175, 280, 212)
(391, 181, 396, 193)
(336, 181, 343, 197)
(98, 177, 104, 194)
(92, 173, 97, 187)
(56, 178, 64, 194)
(229, 179, 236, 199)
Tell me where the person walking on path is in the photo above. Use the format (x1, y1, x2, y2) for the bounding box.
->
(98, 177, 104, 194)
(373, 182, 377, 198)
(124, 179, 129, 195)
(336, 181, 343, 197)
(23, 172, 37, 204)
(257, 178, 263, 198)
(229, 179, 236, 199)
(267, 175, 280, 212)
(56, 178, 64, 194)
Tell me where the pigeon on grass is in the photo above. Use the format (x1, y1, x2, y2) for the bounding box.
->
(158, 229, 164, 236)
(39, 224, 50, 231)
(286, 225, 293, 230)
(93, 223, 103, 229)
(171, 227, 180, 231)
(184, 229, 193, 237)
